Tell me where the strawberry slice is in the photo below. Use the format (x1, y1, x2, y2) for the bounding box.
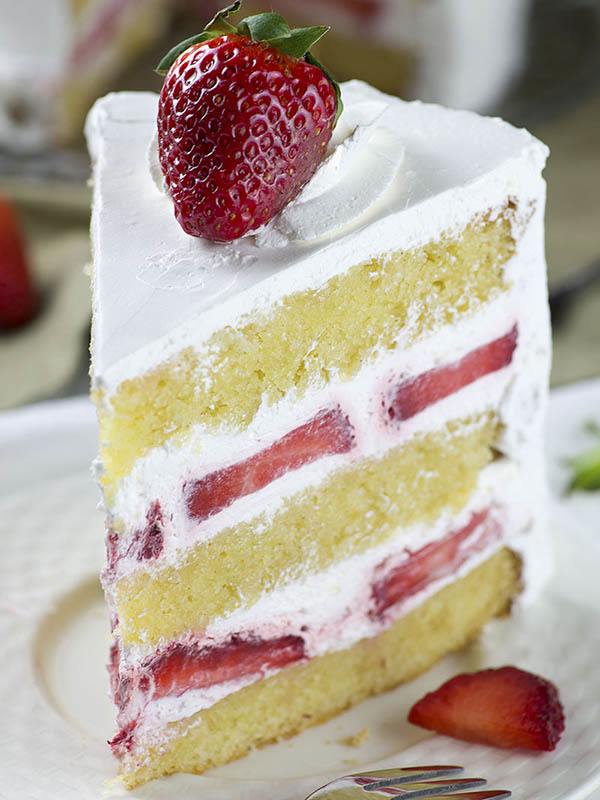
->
(0, 196, 37, 329)
(186, 406, 355, 522)
(372, 509, 500, 617)
(149, 634, 305, 701)
(109, 720, 136, 756)
(386, 326, 518, 423)
(409, 666, 565, 752)
(127, 501, 164, 561)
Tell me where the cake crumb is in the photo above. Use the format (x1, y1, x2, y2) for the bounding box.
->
(340, 727, 370, 748)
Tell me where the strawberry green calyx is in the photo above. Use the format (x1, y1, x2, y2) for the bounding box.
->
(155, 1, 343, 123)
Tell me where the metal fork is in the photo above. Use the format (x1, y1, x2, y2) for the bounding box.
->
(305, 765, 511, 800)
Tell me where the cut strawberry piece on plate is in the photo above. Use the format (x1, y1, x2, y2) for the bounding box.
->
(149, 634, 305, 701)
(408, 666, 565, 752)
(386, 326, 518, 423)
(372, 509, 500, 617)
(0, 196, 37, 329)
(186, 406, 355, 522)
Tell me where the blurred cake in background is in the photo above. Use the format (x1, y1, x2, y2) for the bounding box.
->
(208, 0, 532, 113)
(0, 0, 169, 152)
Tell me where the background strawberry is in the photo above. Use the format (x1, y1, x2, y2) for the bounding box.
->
(156, 1, 342, 242)
(0, 196, 37, 329)
(408, 666, 565, 752)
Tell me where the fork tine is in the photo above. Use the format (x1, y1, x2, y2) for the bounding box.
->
(364, 778, 487, 797)
(305, 768, 511, 800)
(351, 765, 465, 787)
(418, 793, 511, 800)
(363, 792, 511, 800)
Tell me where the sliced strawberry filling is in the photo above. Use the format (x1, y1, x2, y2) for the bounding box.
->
(371, 508, 501, 617)
(185, 406, 355, 522)
(111, 633, 305, 754)
(148, 634, 305, 700)
(385, 326, 518, 423)
(104, 501, 165, 574)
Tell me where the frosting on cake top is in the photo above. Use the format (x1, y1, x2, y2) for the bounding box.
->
(86, 80, 548, 384)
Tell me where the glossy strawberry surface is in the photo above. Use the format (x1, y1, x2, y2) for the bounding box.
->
(158, 33, 337, 241)
(149, 634, 305, 700)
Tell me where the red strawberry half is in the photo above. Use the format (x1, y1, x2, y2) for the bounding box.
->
(409, 666, 565, 752)
(0, 196, 37, 329)
(156, 1, 342, 242)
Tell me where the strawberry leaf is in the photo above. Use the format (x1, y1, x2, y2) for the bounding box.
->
(205, 0, 241, 34)
(266, 26, 330, 59)
(156, 32, 215, 75)
(569, 441, 600, 491)
(238, 13, 329, 59)
(156, 0, 241, 75)
(237, 12, 291, 42)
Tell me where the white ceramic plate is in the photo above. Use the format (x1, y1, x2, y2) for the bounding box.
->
(2, 381, 600, 800)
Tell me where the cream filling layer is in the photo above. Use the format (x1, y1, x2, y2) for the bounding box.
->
(107, 287, 521, 580)
(124, 461, 527, 743)
(136, 541, 504, 743)
(119, 458, 520, 667)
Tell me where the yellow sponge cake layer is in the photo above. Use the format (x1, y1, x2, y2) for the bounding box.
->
(116, 414, 498, 646)
(120, 547, 521, 788)
(98, 211, 515, 494)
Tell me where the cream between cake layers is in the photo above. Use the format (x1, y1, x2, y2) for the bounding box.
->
(87, 73, 551, 786)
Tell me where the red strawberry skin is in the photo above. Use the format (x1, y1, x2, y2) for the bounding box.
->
(386, 326, 518, 423)
(0, 197, 37, 329)
(409, 666, 565, 752)
(186, 406, 355, 521)
(157, 33, 337, 242)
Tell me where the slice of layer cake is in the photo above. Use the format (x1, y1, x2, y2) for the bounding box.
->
(86, 8, 551, 787)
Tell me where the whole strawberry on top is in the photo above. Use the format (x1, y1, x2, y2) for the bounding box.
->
(156, 1, 342, 242)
